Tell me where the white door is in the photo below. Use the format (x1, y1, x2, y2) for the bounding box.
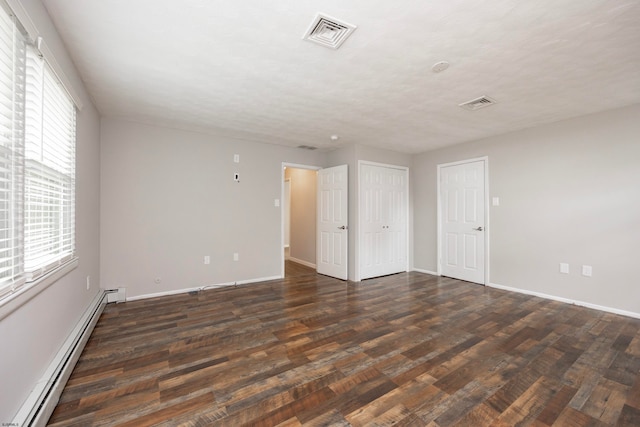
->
(317, 165, 348, 280)
(440, 160, 486, 284)
(360, 164, 408, 280)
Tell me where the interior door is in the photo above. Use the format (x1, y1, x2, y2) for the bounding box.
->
(317, 165, 348, 280)
(360, 164, 408, 280)
(440, 160, 486, 284)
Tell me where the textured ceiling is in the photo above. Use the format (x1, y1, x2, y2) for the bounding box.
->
(44, 0, 640, 153)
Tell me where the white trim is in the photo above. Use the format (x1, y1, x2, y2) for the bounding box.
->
(357, 160, 410, 282)
(126, 276, 282, 302)
(13, 290, 106, 426)
(436, 157, 489, 285)
(0, 258, 78, 321)
(488, 282, 640, 320)
(412, 268, 439, 276)
(288, 257, 316, 269)
(281, 162, 322, 279)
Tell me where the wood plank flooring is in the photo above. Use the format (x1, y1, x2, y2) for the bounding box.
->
(48, 264, 640, 426)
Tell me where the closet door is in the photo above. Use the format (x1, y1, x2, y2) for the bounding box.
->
(360, 163, 408, 280)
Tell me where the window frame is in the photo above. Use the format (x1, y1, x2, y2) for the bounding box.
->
(0, 1, 78, 319)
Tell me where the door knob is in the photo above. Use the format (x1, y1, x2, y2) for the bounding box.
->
(473, 226, 483, 231)
(338, 225, 348, 230)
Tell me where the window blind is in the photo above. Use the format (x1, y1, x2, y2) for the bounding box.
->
(0, 1, 76, 301)
(24, 49, 75, 281)
(0, 3, 26, 297)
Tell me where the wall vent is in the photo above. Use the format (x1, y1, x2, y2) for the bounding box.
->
(459, 96, 497, 111)
(303, 13, 357, 49)
(297, 145, 318, 150)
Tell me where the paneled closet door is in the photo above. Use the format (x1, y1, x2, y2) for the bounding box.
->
(360, 163, 408, 280)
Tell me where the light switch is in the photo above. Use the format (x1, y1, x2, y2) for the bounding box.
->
(559, 263, 569, 274)
(582, 265, 592, 277)
(492, 197, 500, 206)
(233, 154, 240, 163)
(274, 199, 280, 207)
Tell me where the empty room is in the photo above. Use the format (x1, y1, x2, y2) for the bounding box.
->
(1, 0, 639, 425)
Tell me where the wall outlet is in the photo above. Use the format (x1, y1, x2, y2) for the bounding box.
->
(86, 275, 91, 290)
(582, 265, 593, 277)
(204, 255, 210, 265)
(233, 253, 239, 261)
(559, 263, 570, 274)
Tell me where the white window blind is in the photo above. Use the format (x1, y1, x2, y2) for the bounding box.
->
(24, 49, 76, 281)
(0, 1, 76, 301)
(0, 3, 26, 298)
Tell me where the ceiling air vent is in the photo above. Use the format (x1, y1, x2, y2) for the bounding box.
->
(303, 13, 357, 49)
(297, 145, 318, 150)
(459, 96, 497, 111)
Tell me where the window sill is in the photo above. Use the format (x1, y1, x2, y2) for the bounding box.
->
(0, 257, 79, 321)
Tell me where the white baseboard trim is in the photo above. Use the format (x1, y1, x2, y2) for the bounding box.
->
(288, 257, 316, 269)
(488, 282, 640, 320)
(13, 289, 107, 427)
(126, 275, 283, 302)
(412, 268, 439, 276)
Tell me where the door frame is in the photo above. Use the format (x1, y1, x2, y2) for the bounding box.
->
(280, 162, 322, 278)
(356, 160, 410, 282)
(436, 157, 490, 285)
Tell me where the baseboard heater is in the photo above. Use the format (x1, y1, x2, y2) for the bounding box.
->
(13, 289, 110, 426)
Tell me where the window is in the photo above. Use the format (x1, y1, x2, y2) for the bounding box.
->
(0, 2, 76, 301)
(24, 49, 76, 280)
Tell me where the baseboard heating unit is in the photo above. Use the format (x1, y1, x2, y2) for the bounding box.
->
(12, 290, 110, 426)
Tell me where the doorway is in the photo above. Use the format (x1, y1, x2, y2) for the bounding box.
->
(437, 157, 488, 284)
(281, 164, 320, 278)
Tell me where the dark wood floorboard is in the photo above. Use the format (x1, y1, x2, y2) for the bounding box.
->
(47, 271, 640, 426)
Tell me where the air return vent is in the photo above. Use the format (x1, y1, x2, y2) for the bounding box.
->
(459, 96, 497, 111)
(303, 13, 357, 49)
(297, 145, 318, 150)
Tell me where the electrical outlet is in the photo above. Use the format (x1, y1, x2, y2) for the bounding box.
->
(233, 253, 239, 261)
(559, 263, 569, 274)
(86, 275, 91, 290)
(582, 265, 593, 277)
(204, 255, 210, 265)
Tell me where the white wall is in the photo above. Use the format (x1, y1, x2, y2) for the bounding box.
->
(100, 119, 325, 299)
(285, 168, 316, 265)
(413, 104, 640, 315)
(0, 0, 101, 419)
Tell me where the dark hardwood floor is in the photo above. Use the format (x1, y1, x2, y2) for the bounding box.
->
(48, 264, 640, 426)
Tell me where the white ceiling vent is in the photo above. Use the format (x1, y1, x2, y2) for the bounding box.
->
(459, 96, 497, 111)
(297, 145, 318, 150)
(303, 13, 357, 49)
